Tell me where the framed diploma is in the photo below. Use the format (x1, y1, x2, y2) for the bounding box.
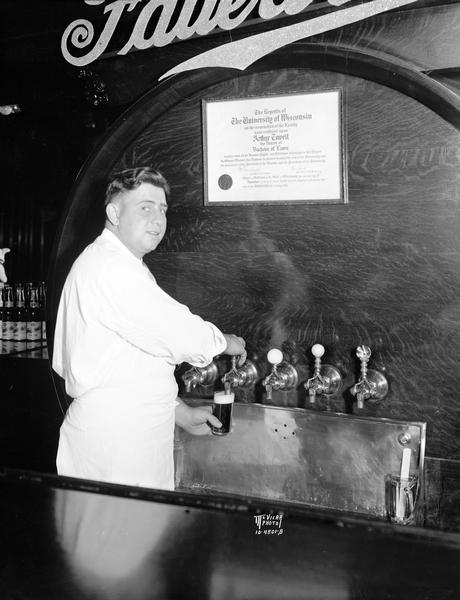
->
(202, 89, 347, 206)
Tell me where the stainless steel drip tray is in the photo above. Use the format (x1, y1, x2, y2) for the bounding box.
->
(174, 401, 426, 518)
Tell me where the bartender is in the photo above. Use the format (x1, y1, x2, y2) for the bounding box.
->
(53, 167, 246, 490)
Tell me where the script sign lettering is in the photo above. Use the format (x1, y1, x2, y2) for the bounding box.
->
(61, 0, 418, 77)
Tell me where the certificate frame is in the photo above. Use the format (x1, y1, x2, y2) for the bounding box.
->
(202, 89, 348, 206)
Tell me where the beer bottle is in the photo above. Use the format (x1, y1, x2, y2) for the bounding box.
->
(2, 285, 15, 341)
(0, 285, 4, 341)
(26, 286, 42, 343)
(24, 282, 34, 308)
(13, 283, 27, 342)
(38, 281, 47, 342)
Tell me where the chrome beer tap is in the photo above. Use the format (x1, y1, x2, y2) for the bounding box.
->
(221, 356, 258, 393)
(262, 349, 298, 401)
(181, 361, 218, 393)
(304, 343, 342, 405)
(351, 345, 388, 409)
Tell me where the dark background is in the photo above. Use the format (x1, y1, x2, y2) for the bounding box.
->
(0, 1, 126, 281)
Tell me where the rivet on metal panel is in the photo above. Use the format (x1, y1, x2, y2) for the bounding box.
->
(398, 431, 412, 446)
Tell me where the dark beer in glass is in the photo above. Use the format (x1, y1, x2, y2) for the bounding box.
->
(211, 391, 234, 435)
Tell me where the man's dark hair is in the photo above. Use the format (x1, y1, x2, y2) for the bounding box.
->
(105, 167, 170, 206)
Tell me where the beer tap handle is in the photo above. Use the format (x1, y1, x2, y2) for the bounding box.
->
(182, 361, 218, 393)
(357, 345, 371, 379)
(312, 343, 325, 369)
(304, 343, 342, 405)
(262, 348, 298, 400)
(306, 343, 325, 404)
(267, 348, 283, 368)
(222, 355, 258, 392)
(222, 356, 238, 393)
(351, 345, 388, 409)
(262, 349, 283, 401)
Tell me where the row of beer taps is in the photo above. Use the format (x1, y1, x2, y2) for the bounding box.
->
(181, 344, 389, 410)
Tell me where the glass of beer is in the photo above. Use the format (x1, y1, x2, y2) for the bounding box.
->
(211, 390, 234, 435)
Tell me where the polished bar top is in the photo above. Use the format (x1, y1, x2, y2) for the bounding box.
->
(1, 468, 459, 599)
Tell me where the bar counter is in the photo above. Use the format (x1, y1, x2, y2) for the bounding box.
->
(1, 468, 459, 599)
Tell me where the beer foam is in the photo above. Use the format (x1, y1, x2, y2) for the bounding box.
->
(213, 391, 234, 404)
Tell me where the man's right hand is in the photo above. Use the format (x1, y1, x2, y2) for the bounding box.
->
(223, 334, 247, 366)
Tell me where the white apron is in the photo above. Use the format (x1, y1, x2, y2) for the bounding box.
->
(57, 385, 176, 490)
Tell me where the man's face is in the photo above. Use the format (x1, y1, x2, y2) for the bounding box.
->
(113, 183, 168, 259)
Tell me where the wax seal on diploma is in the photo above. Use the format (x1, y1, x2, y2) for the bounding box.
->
(218, 174, 233, 190)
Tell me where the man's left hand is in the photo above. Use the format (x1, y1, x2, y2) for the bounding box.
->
(175, 399, 221, 436)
